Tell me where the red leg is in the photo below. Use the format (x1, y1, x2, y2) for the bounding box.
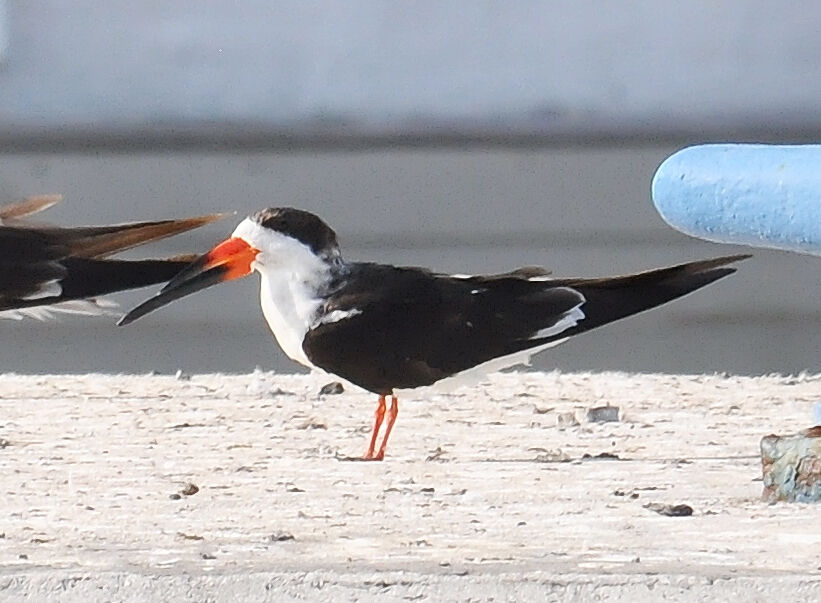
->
(374, 395, 399, 461)
(363, 395, 386, 459)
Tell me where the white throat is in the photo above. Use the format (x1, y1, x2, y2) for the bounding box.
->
(232, 218, 335, 368)
(257, 267, 326, 367)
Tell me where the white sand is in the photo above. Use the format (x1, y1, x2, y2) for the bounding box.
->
(1, 370, 821, 601)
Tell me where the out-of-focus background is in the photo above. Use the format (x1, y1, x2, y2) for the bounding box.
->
(1, 1, 818, 376)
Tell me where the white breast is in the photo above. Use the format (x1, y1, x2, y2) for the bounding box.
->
(234, 217, 336, 369)
(257, 270, 323, 367)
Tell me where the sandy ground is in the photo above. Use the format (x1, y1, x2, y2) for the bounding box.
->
(1, 370, 821, 601)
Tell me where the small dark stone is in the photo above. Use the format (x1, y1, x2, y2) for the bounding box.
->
(177, 532, 204, 541)
(296, 420, 327, 430)
(319, 381, 344, 396)
(268, 532, 295, 542)
(644, 502, 694, 517)
(181, 483, 199, 496)
(582, 452, 621, 460)
(0, 438, 10, 449)
(586, 405, 620, 423)
(761, 430, 821, 502)
(201, 553, 217, 560)
(169, 493, 182, 500)
(18, 554, 27, 560)
(169, 422, 203, 430)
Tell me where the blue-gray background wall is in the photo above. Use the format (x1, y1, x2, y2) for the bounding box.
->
(3, 1, 821, 142)
(0, 2, 818, 375)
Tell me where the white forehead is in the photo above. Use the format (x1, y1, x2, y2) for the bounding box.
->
(231, 216, 265, 245)
(230, 216, 297, 253)
(229, 216, 328, 273)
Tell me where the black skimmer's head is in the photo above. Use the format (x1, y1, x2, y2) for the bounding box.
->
(121, 207, 750, 461)
(119, 208, 343, 358)
(0, 195, 226, 320)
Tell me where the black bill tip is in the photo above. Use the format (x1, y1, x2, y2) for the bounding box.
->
(117, 263, 229, 326)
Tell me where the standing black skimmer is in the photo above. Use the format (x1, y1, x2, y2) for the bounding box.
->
(120, 207, 749, 460)
(0, 195, 225, 319)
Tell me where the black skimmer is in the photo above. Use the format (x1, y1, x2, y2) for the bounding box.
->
(0, 195, 225, 319)
(120, 207, 749, 460)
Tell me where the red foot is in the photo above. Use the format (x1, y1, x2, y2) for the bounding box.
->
(358, 394, 399, 460)
(364, 395, 386, 459)
(376, 395, 399, 459)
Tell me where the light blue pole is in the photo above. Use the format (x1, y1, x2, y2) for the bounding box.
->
(652, 144, 821, 256)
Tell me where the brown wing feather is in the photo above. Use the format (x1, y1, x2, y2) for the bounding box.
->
(31, 213, 230, 258)
(0, 195, 63, 222)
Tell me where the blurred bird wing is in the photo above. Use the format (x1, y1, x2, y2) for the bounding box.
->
(30, 212, 231, 258)
(0, 195, 63, 223)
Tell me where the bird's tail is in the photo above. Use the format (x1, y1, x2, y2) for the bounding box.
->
(1, 256, 199, 314)
(542, 254, 750, 340)
(34, 214, 230, 258)
(0, 196, 230, 314)
(0, 195, 62, 221)
(1, 195, 228, 257)
(59, 256, 200, 300)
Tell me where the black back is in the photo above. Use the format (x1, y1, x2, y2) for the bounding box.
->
(302, 255, 748, 394)
(303, 264, 584, 394)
